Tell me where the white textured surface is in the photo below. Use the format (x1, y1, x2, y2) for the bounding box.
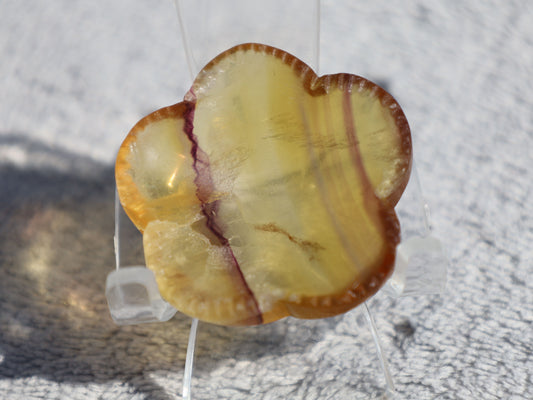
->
(1, 1, 532, 399)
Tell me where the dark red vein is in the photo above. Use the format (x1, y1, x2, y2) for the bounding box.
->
(182, 100, 262, 324)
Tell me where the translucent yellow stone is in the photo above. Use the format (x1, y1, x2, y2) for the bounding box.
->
(115, 43, 412, 326)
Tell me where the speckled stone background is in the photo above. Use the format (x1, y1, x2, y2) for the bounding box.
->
(1, 1, 531, 399)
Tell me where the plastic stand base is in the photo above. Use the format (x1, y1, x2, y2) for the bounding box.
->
(386, 235, 447, 297)
(106, 266, 177, 325)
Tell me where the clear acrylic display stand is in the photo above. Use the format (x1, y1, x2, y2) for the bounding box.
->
(106, 1, 447, 398)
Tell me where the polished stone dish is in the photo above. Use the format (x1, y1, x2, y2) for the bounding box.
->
(116, 43, 412, 326)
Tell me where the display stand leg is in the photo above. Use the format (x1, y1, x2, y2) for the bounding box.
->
(364, 302, 395, 396)
(182, 318, 199, 400)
